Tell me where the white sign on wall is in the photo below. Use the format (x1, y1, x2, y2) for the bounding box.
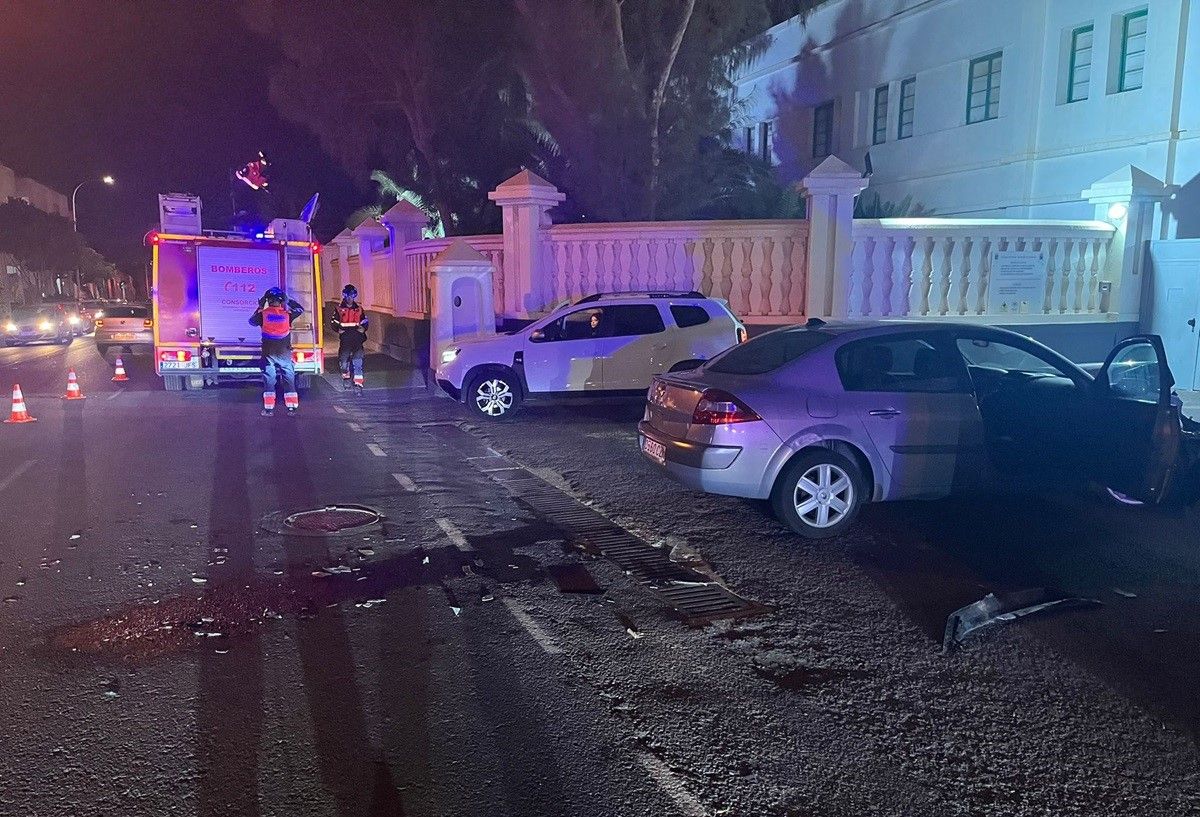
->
(987, 251, 1048, 315)
(196, 245, 281, 342)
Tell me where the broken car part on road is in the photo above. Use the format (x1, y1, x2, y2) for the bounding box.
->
(942, 588, 1103, 653)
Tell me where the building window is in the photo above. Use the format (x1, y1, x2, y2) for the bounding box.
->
(744, 126, 755, 154)
(759, 121, 773, 163)
(897, 77, 916, 139)
(1067, 24, 1094, 102)
(872, 85, 889, 145)
(813, 101, 834, 159)
(966, 51, 1002, 124)
(1118, 9, 1147, 92)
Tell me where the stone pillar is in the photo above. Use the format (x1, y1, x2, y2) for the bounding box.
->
(800, 156, 870, 318)
(1082, 166, 1172, 322)
(488, 170, 565, 319)
(326, 230, 354, 304)
(429, 240, 497, 381)
(380, 200, 430, 315)
(351, 218, 389, 312)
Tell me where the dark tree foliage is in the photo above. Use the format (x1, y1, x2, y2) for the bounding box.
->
(247, 0, 560, 236)
(252, 0, 826, 229)
(0, 198, 83, 272)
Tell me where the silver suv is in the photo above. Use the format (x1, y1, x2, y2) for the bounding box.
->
(436, 292, 747, 418)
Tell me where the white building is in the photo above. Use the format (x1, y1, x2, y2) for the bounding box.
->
(734, 0, 1200, 237)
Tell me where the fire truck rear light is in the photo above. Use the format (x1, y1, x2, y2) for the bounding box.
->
(143, 319, 154, 328)
(159, 350, 192, 363)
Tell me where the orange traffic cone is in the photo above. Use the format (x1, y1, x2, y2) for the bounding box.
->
(4, 384, 36, 424)
(112, 357, 129, 382)
(63, 370, 86, 400)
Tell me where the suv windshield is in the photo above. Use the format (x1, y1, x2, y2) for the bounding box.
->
(708, 329, 832, 374)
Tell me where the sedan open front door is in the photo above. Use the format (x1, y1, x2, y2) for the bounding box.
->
(1085, 335, 1181, 504)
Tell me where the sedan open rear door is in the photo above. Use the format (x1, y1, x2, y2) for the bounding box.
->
(1085, 335, 1181, 504)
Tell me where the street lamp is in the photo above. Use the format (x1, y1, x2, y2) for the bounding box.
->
(71, 175, 115, 232)
(69, 175, 115, 298)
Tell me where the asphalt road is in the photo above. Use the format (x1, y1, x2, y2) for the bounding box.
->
(1, 339, 1198, 816)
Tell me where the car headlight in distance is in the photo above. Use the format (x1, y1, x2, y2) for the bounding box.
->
(39, 321, 53, 331)
(69, 315, 80, 325)
(4, 322, 16, 332)
(440, 347, 460, 365)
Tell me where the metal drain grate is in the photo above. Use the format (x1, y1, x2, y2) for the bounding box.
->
(435, 432, 768, 625)
(261, 505, 384, 537)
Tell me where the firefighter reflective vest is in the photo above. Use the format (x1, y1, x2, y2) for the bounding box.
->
(260, 305, 292, 340)
(336, 304, 365, 329)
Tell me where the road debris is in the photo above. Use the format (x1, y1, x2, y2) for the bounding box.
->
(943, 588, 1101, 652)
(546, 563, 603, 594)
(1112, 588, 1138, 599)
(615, 609, 643, 639)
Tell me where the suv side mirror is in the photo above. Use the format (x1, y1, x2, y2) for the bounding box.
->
(530, 329, 546, 342)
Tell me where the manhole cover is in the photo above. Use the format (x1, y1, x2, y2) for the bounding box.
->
(261, 505, 383, 537)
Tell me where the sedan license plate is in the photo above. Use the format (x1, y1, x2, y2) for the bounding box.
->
(641, 436, 667, 466)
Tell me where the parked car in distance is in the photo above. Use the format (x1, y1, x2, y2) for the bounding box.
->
(77, 299, 111, 330)
(40, 297, 87, 335)
(2, 305, 73, 346)
(94, 304, 153, 355)
(638, 319, 1193, 538)
(436, 291, 748, 418)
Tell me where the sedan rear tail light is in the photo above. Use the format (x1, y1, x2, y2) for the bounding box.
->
(691, 389, 761, 425)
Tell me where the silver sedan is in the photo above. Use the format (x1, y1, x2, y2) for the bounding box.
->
(638, 320, 1186, 538)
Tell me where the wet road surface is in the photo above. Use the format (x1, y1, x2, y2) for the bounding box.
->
(1, 341, 1199, 815)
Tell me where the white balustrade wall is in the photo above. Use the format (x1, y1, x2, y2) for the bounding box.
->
(325, 160, 1149, 334)
(849, 219, 1117, 320)
(545, 221, 809, 319)
(397, 235, 504, 317)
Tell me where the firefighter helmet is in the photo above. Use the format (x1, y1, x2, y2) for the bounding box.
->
(342, 284, 358, 299)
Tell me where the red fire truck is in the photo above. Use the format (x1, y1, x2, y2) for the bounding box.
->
(148, 218, 324, 391)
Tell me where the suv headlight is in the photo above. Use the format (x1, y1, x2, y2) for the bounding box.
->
(440, 347, 461, 365)
(4, 322, 16, 333)
(39, 320, 53, 331)
(68, 315, 80, 325)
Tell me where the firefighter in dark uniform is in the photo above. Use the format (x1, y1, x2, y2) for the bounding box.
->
(249, 286, 304, 416)
(332, 284, 369, 393)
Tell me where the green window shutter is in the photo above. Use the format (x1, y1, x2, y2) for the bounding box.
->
(897, 77, 916, 139)
(1118, 9, 1148, 92)
(1067, 24, 1094, 103)
(872, 85, 889, 145)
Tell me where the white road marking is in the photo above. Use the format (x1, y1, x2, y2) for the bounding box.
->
(501, 598, 563, 655)
(0, 459, 37, 494)
(333, 406, 347, 414)
(639, 755, 707, 817)
(434, 517, 471, 551)
(347, 422, 363, 432)
(106, 390, 123, 401)
(392, 473, 418, 492)
(366, 443, 387, 457)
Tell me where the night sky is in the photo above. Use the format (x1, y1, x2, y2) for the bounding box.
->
(0, 1, 360, 276)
